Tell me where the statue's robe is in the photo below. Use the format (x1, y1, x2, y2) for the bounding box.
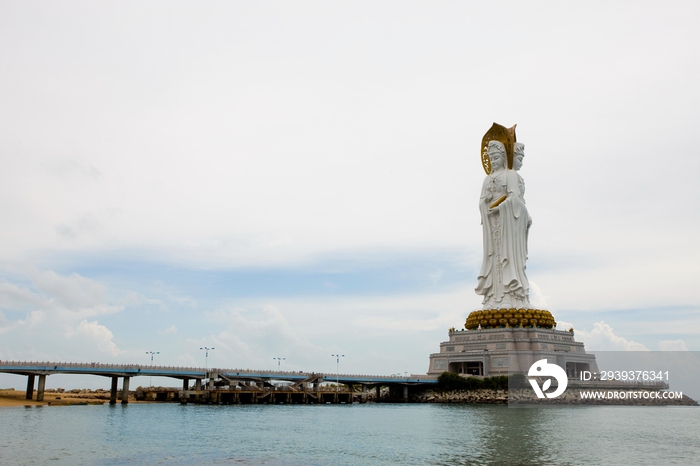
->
(475, 168, 531, 309)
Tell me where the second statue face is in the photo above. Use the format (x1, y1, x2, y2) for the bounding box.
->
(513, 143, 525, 171)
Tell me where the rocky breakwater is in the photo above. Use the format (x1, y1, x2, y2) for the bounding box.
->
(411, 388, 508, 404)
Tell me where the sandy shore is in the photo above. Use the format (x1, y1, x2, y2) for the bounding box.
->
(0, 389, 142, 407)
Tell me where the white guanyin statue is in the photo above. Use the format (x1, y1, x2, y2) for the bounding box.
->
(475, 134, 532, 310)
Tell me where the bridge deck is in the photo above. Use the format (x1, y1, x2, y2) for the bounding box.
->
(0, 361, 437, 385)
(1, 361, 437, 404)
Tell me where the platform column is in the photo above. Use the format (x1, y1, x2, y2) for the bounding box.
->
(109, 377, 118, 404)
(121, 376, 130, 404)
(556, 354, 566, 371)
(25, 375, 35, 400)
(36, 375, 47, 402)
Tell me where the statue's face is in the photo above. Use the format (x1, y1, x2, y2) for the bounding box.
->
(514, 154, 524, 171)
(489, 150, 504, 171)
(513, 144, 525, 171)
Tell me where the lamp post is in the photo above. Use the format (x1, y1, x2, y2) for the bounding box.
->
(146, 351, 159, 387)
(200, 347, 215, 387)
(331, 354, 344, 393)
(273, 357, 285, 369)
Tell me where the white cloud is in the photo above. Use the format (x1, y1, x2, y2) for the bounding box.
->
(359, 315, 450, 332)
(427, 269, 444, 285)
(201, 305, 327, 370)
(30, 269, 107, 309)
(658, 340, 688, 351)
(22, 310, 45, 327)
(529, 281, 548, 309)
(66, 320, 123, 357)
(0, 2, 697, 285)
(55, 211, 105, 239)
(0, 270, 123, 319)
(142, 281, 198, 312)
(564, 321, 649, 351)
(0, 282, 45, 309)
(190, 289, 474, 374)
(177, 352, 197, 366)
(0, 310, 13, 334)
(0, 270, 131, 363)
(168, 295, 197, 308)
(161, 325, 177, 335)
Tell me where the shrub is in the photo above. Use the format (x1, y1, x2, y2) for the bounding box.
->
(483, 375, 508, 390)
(437, 372, 510, 391)
(437, 371, 467, 390)
(507, 372, 528, 389)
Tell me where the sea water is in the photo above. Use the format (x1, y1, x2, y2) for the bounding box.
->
(1, 403, 699, 465)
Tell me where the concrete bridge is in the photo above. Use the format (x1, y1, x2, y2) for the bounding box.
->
(0, 361, 437, 404)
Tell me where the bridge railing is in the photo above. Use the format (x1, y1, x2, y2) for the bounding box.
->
(0, 361, 435, 381)
(0, 361, 208, 372)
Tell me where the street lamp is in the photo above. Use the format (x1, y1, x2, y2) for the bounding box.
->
(331, 354, 344, 392)
(146, 351, 159, 387)
(273, 357, 285, 369)
(200, 347, 215, 385)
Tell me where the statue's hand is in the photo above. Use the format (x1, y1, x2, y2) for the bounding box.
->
(488, 205, 500, 215)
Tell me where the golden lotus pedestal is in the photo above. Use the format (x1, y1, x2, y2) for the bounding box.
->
(465, 309, 556, 330)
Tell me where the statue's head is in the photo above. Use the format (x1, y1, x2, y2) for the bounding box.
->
(487, 140, 506, 171)
(513, 143, 525, 171)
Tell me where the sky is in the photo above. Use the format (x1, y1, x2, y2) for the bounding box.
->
(1, 1, 699, 389)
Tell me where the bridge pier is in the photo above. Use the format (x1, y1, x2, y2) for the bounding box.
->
(194, 379, 203, 402)
(182, 378, 189, 390)
(110, 377, 118, 404)
(25, 374, 35, 400)
(361, 384, 367, 402)
(403, 385, 408, 402)
(36, 375, 46, 402)
(121, 376, 130, 404)
(375, 385, 381, 402)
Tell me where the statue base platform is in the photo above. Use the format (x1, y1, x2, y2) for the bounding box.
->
(427, 327, 598, 377)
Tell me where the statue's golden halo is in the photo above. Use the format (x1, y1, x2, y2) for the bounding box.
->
(481, 123, 517, 174)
